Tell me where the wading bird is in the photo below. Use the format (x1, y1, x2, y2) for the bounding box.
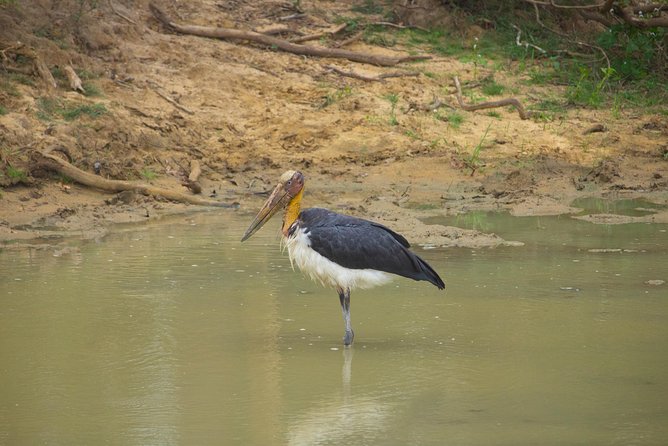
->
(241, 170, 445, 345)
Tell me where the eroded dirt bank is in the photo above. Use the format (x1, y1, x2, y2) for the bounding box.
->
(1, 1, 667, 249)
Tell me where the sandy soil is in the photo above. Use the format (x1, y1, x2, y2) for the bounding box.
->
(1, 0, 667, 249)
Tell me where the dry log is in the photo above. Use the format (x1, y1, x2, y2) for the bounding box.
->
(453, 76, 531, 120)
(38, 151, 235, 207)
(149, 3, 431, 67)
(63, 65, 85, 93)
(33, 53, 57, 90)
(3, 44, 57, 90)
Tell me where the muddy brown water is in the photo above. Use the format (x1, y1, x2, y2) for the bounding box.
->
(1, 207, 667, 445)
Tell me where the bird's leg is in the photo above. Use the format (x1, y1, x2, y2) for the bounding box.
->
(337, 286, 354, 346)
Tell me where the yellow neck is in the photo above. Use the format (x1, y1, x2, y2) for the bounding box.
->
(282, 188, 303, 236)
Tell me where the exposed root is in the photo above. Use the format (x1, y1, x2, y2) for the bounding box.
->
(453, 76, 531, 120)
(37, 150, 236, 208)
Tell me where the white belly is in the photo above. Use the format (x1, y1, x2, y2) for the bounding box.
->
(284, 228, 392, 290)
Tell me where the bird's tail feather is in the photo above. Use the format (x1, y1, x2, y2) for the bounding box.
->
(415, 255, 445, 290)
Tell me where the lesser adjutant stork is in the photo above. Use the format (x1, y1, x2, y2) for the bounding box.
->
(241, 170, 445, 345)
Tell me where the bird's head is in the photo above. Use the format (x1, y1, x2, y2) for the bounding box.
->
(241, 170, 305, 241)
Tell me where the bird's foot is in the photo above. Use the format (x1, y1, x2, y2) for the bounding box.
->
(343, 329, 354, 346)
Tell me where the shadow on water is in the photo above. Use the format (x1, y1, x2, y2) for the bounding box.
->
(1, 208, 667, 445)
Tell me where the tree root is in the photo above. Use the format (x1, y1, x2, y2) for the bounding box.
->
(37, 150, 236, 208)
(148, 3, 431, 67)
(453, 76, 531, 120)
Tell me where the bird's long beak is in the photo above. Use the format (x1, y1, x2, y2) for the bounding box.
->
(240, 183, 291, 242)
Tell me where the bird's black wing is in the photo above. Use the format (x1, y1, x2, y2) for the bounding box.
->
(300, 208, 445, 289)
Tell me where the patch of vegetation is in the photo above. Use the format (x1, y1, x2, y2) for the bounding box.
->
(395, 2, 668, 111)
(530, 97, 567, 122)
(351, 0, 384, 15)
(76, 69, 97, 80)
(481, 78, 505, 96)
(0, 78, 20, 97)
(318, 85, 353, 109)
(383, 93, 399, 126)
(363, 29, 396, 47)
(50, 66, 66, 81)
(6, 165, 27, 182)
(0, 105, 7, 115)
(597, 25, 666, 81)
(464, 122, 491, 176)
(566, 66, 617, 108)
(62, 103, 106, 120)
(405, 202, 440, 210)
(447, 111, 465, 128)
(8, 72, 35, 86)
(402, 28, 458, 56)
(36, 97, 107, 121)
(140, 168, 158, 182)
(82, 82, 103, 97)
(57, 173, 74, 184)
(404, 129, 421, 140)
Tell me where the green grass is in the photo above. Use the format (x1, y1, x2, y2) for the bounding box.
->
(319, 85, 353, 109)
(401, 29, 460, 56)
(351, 0, 384, 15)
(0, 105, 7, 115)
(61, 103, 106, 120)
(140, 168, 158, 182)
(6, 165, 27, 182)
(448, 112, 464, 128)
(384, 93, 399, 126)
(404, 129, 421, 140)
(36, 97, 107, 121)
(464, 122, 492, 176)
(393, 15, 668, 112)
(0, 78, 20, 97)
(82, 82, 103, 97)
(481, 79, 505, 96)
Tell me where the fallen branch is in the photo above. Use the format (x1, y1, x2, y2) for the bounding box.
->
(511, 24, 546, 54)
(290, 23, 347, 43)
(278, 13, 307, 21)
(37, 150, 235, 207)
(369, 21, 429, 32)
(108, 0, 137, 25)
(324, 64, 419, 82)
(408, 96, 454, 113)
(453, 76, 531, 120)
(332, 31, 363, 48)
(149, 3, 431, 67)
(148, 81, 194, 115)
